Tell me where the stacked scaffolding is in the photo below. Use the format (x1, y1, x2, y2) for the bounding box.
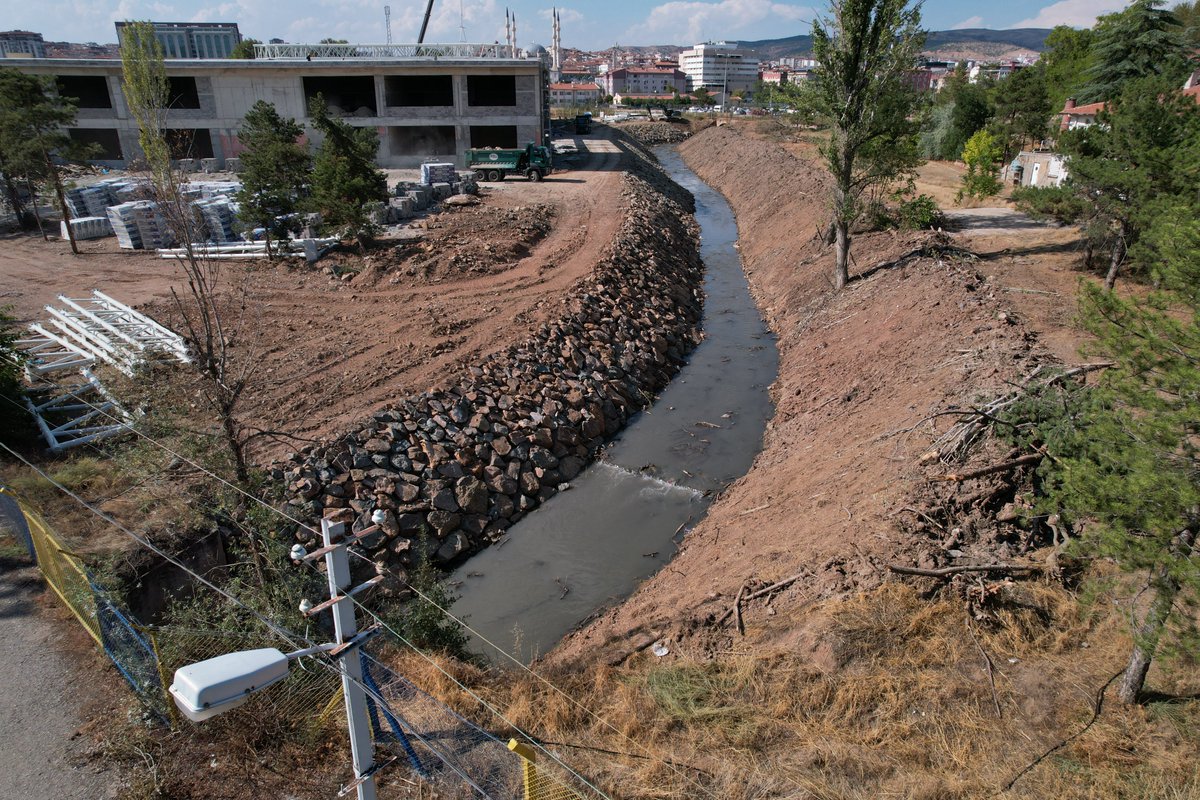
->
(16, 291, 190, 451)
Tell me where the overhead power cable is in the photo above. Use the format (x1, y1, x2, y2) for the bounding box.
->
(0, 357, 717, 799)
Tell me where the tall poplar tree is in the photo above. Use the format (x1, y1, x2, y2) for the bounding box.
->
(809, 0, 926, 290)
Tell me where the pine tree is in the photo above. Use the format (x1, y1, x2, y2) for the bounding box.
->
(1058, 75, 1200, 288)
(1037, 196, 1199, 703)
(234, 101, 311, 259)
(306, 93, 387, 253)
(1080, 0, 1189, 102)
(808, 0, 926, 290)
(0, 68, 99, 254)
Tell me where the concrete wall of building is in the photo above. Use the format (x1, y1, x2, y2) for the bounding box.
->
(8, 57, 545, 169)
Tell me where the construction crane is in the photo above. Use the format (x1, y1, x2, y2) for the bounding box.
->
(417, 0, 436, 43)
(384, 5, 392, 44)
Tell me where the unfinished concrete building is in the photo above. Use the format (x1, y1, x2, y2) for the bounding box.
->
(6, 42, 549, 169)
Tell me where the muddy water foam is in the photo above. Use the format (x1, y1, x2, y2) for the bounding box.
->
(449, 147, 778, 663)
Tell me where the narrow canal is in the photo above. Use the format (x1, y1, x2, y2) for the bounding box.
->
(449, 146, 779, 663)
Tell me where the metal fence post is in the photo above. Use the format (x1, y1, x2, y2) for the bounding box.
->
(509, 738, 542, 800)
(321, 515, 379, 800)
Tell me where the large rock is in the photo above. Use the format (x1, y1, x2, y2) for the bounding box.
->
(454, 477, 489, 516)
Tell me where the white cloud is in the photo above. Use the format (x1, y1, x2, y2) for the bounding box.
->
(1012, 0, 1131, 28)
(628, 0, 814, 46)
(951, 15, 984, 30)
(537, 6, 584, 25)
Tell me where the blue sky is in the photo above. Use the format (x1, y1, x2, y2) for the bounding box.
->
(7, 0, 1133, 51)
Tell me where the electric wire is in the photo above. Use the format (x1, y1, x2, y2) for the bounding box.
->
(0, 438, 511, 800)
(0, 353, 718, 799)
(0, 381, 615, 798)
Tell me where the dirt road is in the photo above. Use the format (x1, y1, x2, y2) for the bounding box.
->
(0, 133, 627, 462)
(0, 556, 120, 799)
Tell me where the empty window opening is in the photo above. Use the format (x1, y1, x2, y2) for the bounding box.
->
(467, 75, 516, 106)
(469, 125, 518, 149)
(68, 129, 122, 160)
(388, 126, 456, 156)
(167, 128, 214, 160)
(56, 75, 112, 109)
(303, 76, 377, 117)
(384, 75, 453, 106)
(167, 76, 202, 109)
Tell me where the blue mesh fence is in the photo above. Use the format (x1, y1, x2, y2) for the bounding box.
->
(362, 649, 601, 800)
(0, 489, 35, 561)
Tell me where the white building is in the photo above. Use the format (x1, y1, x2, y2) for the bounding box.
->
(678, 42, 758, 94)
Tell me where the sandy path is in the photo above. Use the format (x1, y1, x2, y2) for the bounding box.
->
(0, 557, 120, 800)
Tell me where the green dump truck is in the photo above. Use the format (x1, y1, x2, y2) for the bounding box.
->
(465, 142, 554, 182)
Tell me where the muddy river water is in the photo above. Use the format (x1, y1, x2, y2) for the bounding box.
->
(449, 146, 779, 663)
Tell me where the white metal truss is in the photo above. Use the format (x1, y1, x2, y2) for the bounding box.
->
(253, 42, 521, 60)
(23, 369, 133, 452)
(14, 330, 95, 379)
(59, 291, 191, 366)
(16, 290, 187, 452)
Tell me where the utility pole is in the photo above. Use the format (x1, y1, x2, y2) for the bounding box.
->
(318, 513, 379, 800)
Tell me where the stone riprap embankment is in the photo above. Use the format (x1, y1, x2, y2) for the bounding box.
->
(618, 122, 692, 145)
(274, 144, 703, 583)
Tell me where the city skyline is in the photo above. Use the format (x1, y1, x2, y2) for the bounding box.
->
(5, 0, 1133, 53)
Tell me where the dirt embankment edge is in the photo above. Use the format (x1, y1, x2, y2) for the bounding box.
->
(549, 124, 1054, 666)
(272, 137, 705, 578)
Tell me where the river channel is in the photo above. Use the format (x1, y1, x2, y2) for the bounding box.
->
(449, 146, 778, 663)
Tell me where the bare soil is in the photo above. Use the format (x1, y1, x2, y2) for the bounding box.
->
(551, 123, 1091, 666)
(0, 134, 626, 463)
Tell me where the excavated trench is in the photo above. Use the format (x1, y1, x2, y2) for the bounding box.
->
(450, 147, 778, 663)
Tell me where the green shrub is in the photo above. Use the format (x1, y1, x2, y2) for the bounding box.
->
(896, 193, 942, 229)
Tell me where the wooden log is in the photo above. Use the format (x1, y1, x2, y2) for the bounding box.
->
(887, 563, 1040, 578)
(931, 453, 1043, 482)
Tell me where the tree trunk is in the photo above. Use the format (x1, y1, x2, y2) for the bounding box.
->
(1116, 528, 1197, 704)
(24, 179, 46, 240)
(0, 172, 27, 225)
(1103, 227, 1126, 291)
(834, 220, 851, 290)
(41, 146, 78, 255)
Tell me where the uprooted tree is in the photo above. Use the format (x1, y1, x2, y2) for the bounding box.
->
(807, 0, 926, 290)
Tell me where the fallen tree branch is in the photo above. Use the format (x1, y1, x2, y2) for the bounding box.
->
(966, 614, 1002, 719)
(887, 563, 1041, 578)
(733, 582, 747, 636)
(717, 572, 808, 626)
(1002, 669, 1123, 792)
(931, 453, 1043, 482)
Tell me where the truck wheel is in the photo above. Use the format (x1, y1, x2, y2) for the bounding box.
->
(486, 169, 501, 182)
(527, 169, 543, 182)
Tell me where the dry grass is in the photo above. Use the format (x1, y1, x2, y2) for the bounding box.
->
(392, 580, 1200, 800)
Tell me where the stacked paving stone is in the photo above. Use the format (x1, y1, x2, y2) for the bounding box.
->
(274, 146, 703, 583)
(59, 216, 112, 240)
(195, 197, 240, 243)
(420, 162, 457, 185)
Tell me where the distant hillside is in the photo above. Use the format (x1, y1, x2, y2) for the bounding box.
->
(739, 27, 1052, 60)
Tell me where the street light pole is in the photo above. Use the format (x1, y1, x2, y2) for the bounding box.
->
(322, 514, 379, 800)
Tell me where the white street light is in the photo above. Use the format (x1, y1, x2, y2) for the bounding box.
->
(168, 515, 387, 800)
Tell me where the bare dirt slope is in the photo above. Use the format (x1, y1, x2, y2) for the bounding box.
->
(552, 124, 1086, 665)
(0, 134, 626, 462)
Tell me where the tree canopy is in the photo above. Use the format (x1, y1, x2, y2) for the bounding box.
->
(808, 0, 926, 290)
(234, 100, 311, 257)
(306, 94, 388, 251)
(1081, 0, 1189, 102)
